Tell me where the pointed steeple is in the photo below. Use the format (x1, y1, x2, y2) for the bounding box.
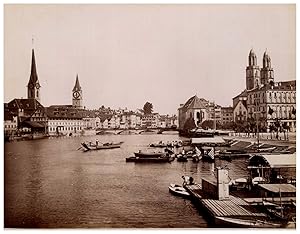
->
(28, 49, 39, 84)
(73, 74, 81, 91)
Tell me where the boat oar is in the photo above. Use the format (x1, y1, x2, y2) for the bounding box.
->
(77, 146, 82, 150)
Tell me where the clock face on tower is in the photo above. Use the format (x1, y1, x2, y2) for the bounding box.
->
(29, 83, 34, 89)
(73, 91, 80, 99)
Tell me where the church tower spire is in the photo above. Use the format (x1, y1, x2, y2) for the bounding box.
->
(261, 50, 274, 85)
(27, 48, 41, 102)
(72, 74, 83, 109)
(246, 49, 260, 90)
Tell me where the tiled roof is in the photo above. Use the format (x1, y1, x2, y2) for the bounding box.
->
(8, 98, 44, 110)
(4, 109, 17, 121)
(233, 89, 247, 99)
(248, 80, 296, 92)
(179, 95, 206, 110)
(45, 106, 83, 119)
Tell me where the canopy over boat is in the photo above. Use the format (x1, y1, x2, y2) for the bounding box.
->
(248, 154, 296, 169)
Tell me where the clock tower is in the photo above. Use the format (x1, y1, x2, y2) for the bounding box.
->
(27, 49, 41, 102)
(72, 74, 83, 109)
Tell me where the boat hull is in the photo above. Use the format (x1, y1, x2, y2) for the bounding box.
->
(134, 152, 164, 158)
(169, 184, 190, 198)
(81, 142, 122, 151)
(126, 156, 171, 163)
(214, 216, 282, 228)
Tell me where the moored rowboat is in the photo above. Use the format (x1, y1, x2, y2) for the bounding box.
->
(168, 184, 190, 198)
(215, 216, 282, 228)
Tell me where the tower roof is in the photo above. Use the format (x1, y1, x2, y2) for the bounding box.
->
(249, 49, 256, 57)
(73, 74, 81, 91)
(28, 49, 39, 84)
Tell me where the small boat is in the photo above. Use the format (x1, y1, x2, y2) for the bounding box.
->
(177, 154, 188, 162)
(215, 216, 282, 228)
(192, 147, 202, 162)
(150, 140, 182, 148)
(262, 201, 288, 222)
(168, 184, 190, 198)
(81, 141, 123, 151)
(252, 176, 266, 185)
(126, 156, 173, 163)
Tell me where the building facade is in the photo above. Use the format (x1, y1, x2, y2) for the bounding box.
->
(46, 105, 84, 136)
(221, 107, 234, 125)
(178, 95, 209, 130)
(233, 49, 296, 132)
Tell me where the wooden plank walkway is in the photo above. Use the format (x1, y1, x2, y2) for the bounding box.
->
(185, 184, 266, 219)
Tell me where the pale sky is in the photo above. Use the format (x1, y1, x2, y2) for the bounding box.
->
(4, 4, 296, 115)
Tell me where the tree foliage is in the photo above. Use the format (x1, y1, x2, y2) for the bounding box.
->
(183, 117, 196, 131)
(143, 102, 153, 115)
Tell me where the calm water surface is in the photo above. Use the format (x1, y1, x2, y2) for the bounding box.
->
(5, 134, 249, 228)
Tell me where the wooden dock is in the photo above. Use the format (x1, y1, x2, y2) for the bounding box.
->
(185, 184, 267, 221)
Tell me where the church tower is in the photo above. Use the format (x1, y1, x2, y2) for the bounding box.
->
(72, 74, 83, 109)
(260, 50, 274, 85)
(27, 49, 41, 102)
(246, 49, 260, 90)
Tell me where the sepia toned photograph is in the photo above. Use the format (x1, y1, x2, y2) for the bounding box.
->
(3, 3, 296, 229)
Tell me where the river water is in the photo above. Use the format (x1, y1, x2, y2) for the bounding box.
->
(4, 134, 249, 228)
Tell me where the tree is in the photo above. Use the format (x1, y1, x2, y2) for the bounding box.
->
(201, 120, 214, 130)
(143, 102, 153, 115)
(183, 117, 196, 131)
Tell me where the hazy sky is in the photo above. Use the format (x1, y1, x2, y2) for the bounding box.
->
(4, 4, 295, 115)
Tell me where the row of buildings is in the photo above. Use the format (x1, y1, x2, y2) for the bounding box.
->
(178, 49, 296, 132)
(4, 49, 178, 137)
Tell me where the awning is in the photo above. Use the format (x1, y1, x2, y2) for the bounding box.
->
(248, 154, 296, 169)
(258, 183, 296, 193)
(191, 137, 226, 146)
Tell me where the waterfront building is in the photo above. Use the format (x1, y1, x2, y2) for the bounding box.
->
(221, 107, 234, 125)
(5, 48, 48, 134)
(233, 99, 247, 122)
(158, 115, 167, 128)
(45, 105, 84, 136)
(4, 108, 18, 136)
(178, 95, 209, 130)
(141, 113, 159, 128)
(72, 74, 83, 109)
(232, 49, 296, 132)
(6, 98, 48, 133)
(108, 115, 117, 129)
(82, 111, 100, 129)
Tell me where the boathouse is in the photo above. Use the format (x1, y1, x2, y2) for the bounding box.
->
(248, 154, 296, 184)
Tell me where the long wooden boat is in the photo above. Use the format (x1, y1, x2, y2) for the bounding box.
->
(81, 142, 123, 151)
(214, 216, 282, 228)
(168, 184, 190, 198)
(134, 151, 165, 158)
(126, 156, 172, 163)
